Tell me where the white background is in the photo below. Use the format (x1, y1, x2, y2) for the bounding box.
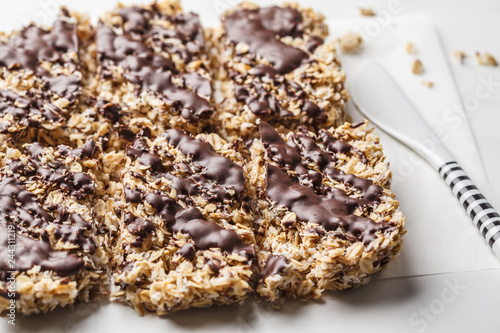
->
(1, 0, 500, 332)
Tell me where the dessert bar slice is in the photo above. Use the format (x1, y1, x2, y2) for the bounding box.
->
(213, 2, 348, 140)
(0, 139, 107, 314)
(95, 0, 214, 144)
(0, 9, 93, 145)
(248, 121, 404, 305)
(108, 128, 256, 314)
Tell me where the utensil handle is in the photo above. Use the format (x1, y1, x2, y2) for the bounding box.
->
(439, 161, 500, 259)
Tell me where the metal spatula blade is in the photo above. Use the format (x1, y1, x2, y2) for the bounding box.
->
(351, 62, 500, 259)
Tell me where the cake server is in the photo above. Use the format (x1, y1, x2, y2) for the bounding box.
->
(350, 62, 500, 259)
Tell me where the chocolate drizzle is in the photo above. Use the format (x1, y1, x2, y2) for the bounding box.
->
(97, 6, 212, 122)
(261, 123, 394, 244)
(145, 191, 254, 259)
(11, 143, 95, 200)
(67, 139, 99, 159)
(261, 122, 378, 199)
(305, 36, 324, 53)
(0, 89, 64, 133)
(162, 129, 245, 200)
(224, 7, 307, 74)
(0, 175, 94, 278)
(0, 19, 82, 102)
(125, 186, 144, 204)
(118, 6, 205, 63)
(261, 254, 289, 279)
(0, 227, 84, 279)
(0, 176, 95, 253)
(123, 213, 155, 247)
(176, 243, 196, 260)
(319, 130, 368, 164)
(266, 165, 393, 244)
(225, 6, 327, 122)
(234, 80, 293, 118)
(126, 137, 164, 172)
(118, 7, 151, 34)
(125, 130, 245, 203)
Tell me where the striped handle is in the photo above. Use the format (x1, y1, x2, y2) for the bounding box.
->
(439, 161, 500, 258)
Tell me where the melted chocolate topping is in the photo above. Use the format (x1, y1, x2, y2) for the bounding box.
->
(123, 213, 155, 245)
(46, 75, 82, 102)
(0, 226, 84, 278)
(224, 7, 307, 74)
(225, 7, 327, 122)
(0, 176, 95, 253)
(145, 191, 254, 259)
(126, 137, 165, 173)
(266, 165, 394, 244)
(125, 130, 244, 203)
(176, 242, 196, 260)
(118, 6, 205, 62)
(305, 36, 324, 53)
(319, 130, 368, 164)
(97, 7, 212, 122)
(96, 100, 124, 124)
(162, 129, 245, 199)
(234, 80, 293, 118)
(182, 73, 211, 98)
(11, 143, 96, 200)
(0, 20, 77, 75)
(261, 254, 289, 279)
(0, 175, 94, 278)
(118, 7, 151, 34)
(0, 19, 82, 102)
(350, 120, 365, 129)
(261, 123, 394, 244)
(68, 139, 99, 159)
(261, 122, 378, 199)
(125, 186, 144, 204)
(0, 89, 64, 132)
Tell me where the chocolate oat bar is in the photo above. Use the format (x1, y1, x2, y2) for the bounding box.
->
(0, 139, 107, 314)
(248, 121, 404, 305)
(108, 129, 256, 314)
(0, 9, 93, 145)
(213, 2, 349, 140)
(0, 0, 406, 316)
(94, 0, 214, 144)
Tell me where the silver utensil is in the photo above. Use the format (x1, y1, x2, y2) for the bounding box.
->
(351, 62, 500, 259)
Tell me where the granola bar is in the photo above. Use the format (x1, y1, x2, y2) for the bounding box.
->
(248, 121, 404, 305)
(94, 0, 215, 146)
(0, 139, 108, 315)
(0, 0, 407, 316)
(108, 129, 256, 314)
(0, 9, 93, 145)
(213, 2, 348, 140)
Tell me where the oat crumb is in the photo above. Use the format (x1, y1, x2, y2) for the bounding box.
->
(359, 8, 376, 16)
(338, 32, 363, 54)
(421, 81, 434, 88)
(406, 42, 415, 54)
(411, 59, 424, 74)
(476, 52, 498, 66)
(453, 50, 466, 64)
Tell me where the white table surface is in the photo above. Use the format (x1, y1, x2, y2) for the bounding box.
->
(1, 1, 500, 332)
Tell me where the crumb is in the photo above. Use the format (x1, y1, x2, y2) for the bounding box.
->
(406, 42, 415, 54)
(453, 50, 466, 64)
(411, 59, 424, 74)
(421, 81, 434, 88)
(476, 52, 498, 66)
(338, 32, 363, 54)
(359, 8, 376, 16)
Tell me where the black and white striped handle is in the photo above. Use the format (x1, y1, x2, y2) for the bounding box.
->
(439, 161, 500, 258)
